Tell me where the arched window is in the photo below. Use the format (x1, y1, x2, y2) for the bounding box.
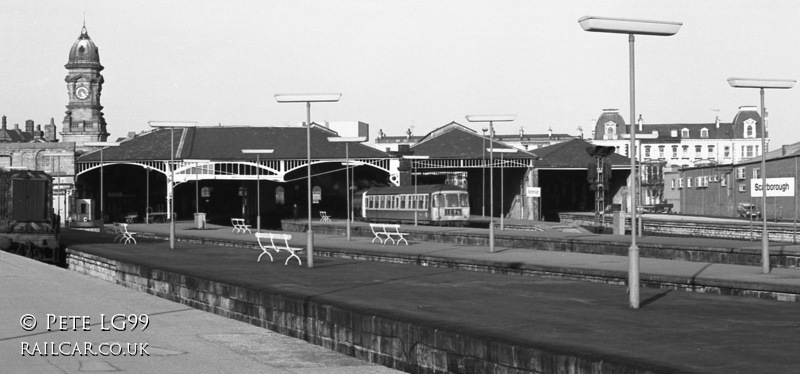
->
(746, 124, 753, 138)
(275, 187, 285, 205)
(681, 128, 690, 138)
(700, 128, 709, 138)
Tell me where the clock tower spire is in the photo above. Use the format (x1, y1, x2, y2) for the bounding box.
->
(62, 24, 109, 151)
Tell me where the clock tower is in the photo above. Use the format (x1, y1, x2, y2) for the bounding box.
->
(62, 24, 109, 151)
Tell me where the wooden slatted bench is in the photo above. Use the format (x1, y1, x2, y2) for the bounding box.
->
(254, 232, 302, 265)
(369, 223, 409, 245)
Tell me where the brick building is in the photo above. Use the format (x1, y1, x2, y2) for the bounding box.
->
(677, 142, 800, 220)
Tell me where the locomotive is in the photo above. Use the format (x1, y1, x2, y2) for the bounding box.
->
(0, 169, 61, 262)
(354, 184, 470, 226)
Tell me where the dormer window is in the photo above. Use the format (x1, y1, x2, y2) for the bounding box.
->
(743, 118, 757, 138)
(700, 128, 709, 138)
(681, 128, 690, 138)
(671, 129, 678, 137)
(604, 121, 616, 140)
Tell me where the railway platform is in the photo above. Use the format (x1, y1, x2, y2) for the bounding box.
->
(55, 219, 800, 373)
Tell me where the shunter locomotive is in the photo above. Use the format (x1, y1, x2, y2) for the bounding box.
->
(0, 169, 61, 262)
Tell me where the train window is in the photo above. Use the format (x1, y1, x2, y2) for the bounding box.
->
(433, 194, 443, 208)
(445, 194, 459, 207)
(460, 194, 470, 207)
(422, 195, 428, 209)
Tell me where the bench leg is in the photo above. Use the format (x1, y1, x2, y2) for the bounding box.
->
(258, 249, 274, 262)
(397, 236, 408, 245)
(284, 252, 302, 266)
(372, 235, 383, 244)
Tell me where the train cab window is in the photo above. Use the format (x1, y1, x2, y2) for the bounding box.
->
(459, 194, 470, 207)
(445, 194, 460, 207)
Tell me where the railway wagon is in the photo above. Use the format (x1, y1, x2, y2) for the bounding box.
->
(0, 169, 60, 262)
(356, 184, 470, 226)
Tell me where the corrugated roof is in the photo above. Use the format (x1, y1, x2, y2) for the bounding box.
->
(78, 126, 392, 162)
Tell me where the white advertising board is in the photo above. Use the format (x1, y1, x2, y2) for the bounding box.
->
(526, 187, 541, 197)
(750, 177, 795, 197)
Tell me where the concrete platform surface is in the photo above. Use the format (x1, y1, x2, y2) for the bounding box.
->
(0, 249, 401, 374)
(55, 222, 800, 373)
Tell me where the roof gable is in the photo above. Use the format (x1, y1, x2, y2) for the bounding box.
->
(534, 138, 629, 168)
(411, 122, 536, 159)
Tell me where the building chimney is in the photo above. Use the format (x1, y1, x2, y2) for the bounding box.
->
(25, 119, 34, 134)
(637, 114, 643, 132)
(547, 127, 552, 138)
(715, 115, 720, 129)
(1, 115, 6, 130)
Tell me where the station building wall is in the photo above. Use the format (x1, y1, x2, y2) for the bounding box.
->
(679, 155, 800, 220)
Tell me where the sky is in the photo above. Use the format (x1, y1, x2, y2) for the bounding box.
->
(1, 1, 799, 148)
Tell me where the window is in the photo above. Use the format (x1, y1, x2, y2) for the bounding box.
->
(738, 184, 747, 192)
(681, 128, 690, 138)
(678, 178, 683, 188)
(671, 129, 678, 137)
(687, 177, 693, 188)
(700, 128, 709, 138)
(644, 146, 651, 158)
(695, 145, 702, 158)
(745, 146, 754, 158)
(670, 180, 676, 189)
(736, 167, 746, 180)
(658, 146, 665, 159)
(708, 145, 715, 159)
(672, 145, 678, 158)
(682, 145, 689, 158)
(724, 146, 731, 158)
(753, 168, 760, 179)
(746, 124, 753, 138)
(721, 175, 728, 187)
(275, 187, 285, 205)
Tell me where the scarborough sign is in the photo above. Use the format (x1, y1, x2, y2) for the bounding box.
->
(751, 177, 795, 197)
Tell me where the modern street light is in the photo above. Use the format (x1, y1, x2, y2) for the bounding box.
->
(466, 115, 516, 253)
(84, 142, 120, 237)
(275, 93, 341, 268)
(490, 148, 517, 230)
(579, 16, 681, 309)
(148, 121, 198, 250)
(727, 77, 796, 274)
(404, 155, 430, 226)
(327, 137, 367, 240)
(241, 150, 274, 233)
(482, 127, 488, 217)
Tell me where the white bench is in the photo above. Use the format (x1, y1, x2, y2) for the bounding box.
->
(112, 222, 137, 244)
(320, 211, 331, 222)
(369, 223, 409, 245)
(255, 232, 303, 265)
(231, 218, 252, 234)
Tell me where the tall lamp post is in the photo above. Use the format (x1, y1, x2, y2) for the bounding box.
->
(84, 142, 120, 236)
(727, 77, 795, 274)
(579, 16, 681, 309)
(404, 155, 430, 226)
(466, 115, 516, 253)
(148, 121, 198, 250)
(481, 127, 488, 217)
(241, 150, 274, 233)
(328, 137, 367, 240)
(275, 93, 342, 268)
(490, 148, 517, 230)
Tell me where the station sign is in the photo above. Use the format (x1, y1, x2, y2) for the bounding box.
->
(526, 187, 541, 197)
(750, 177, 795, 197)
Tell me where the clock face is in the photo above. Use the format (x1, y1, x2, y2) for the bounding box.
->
(75, 86, 89, 100)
